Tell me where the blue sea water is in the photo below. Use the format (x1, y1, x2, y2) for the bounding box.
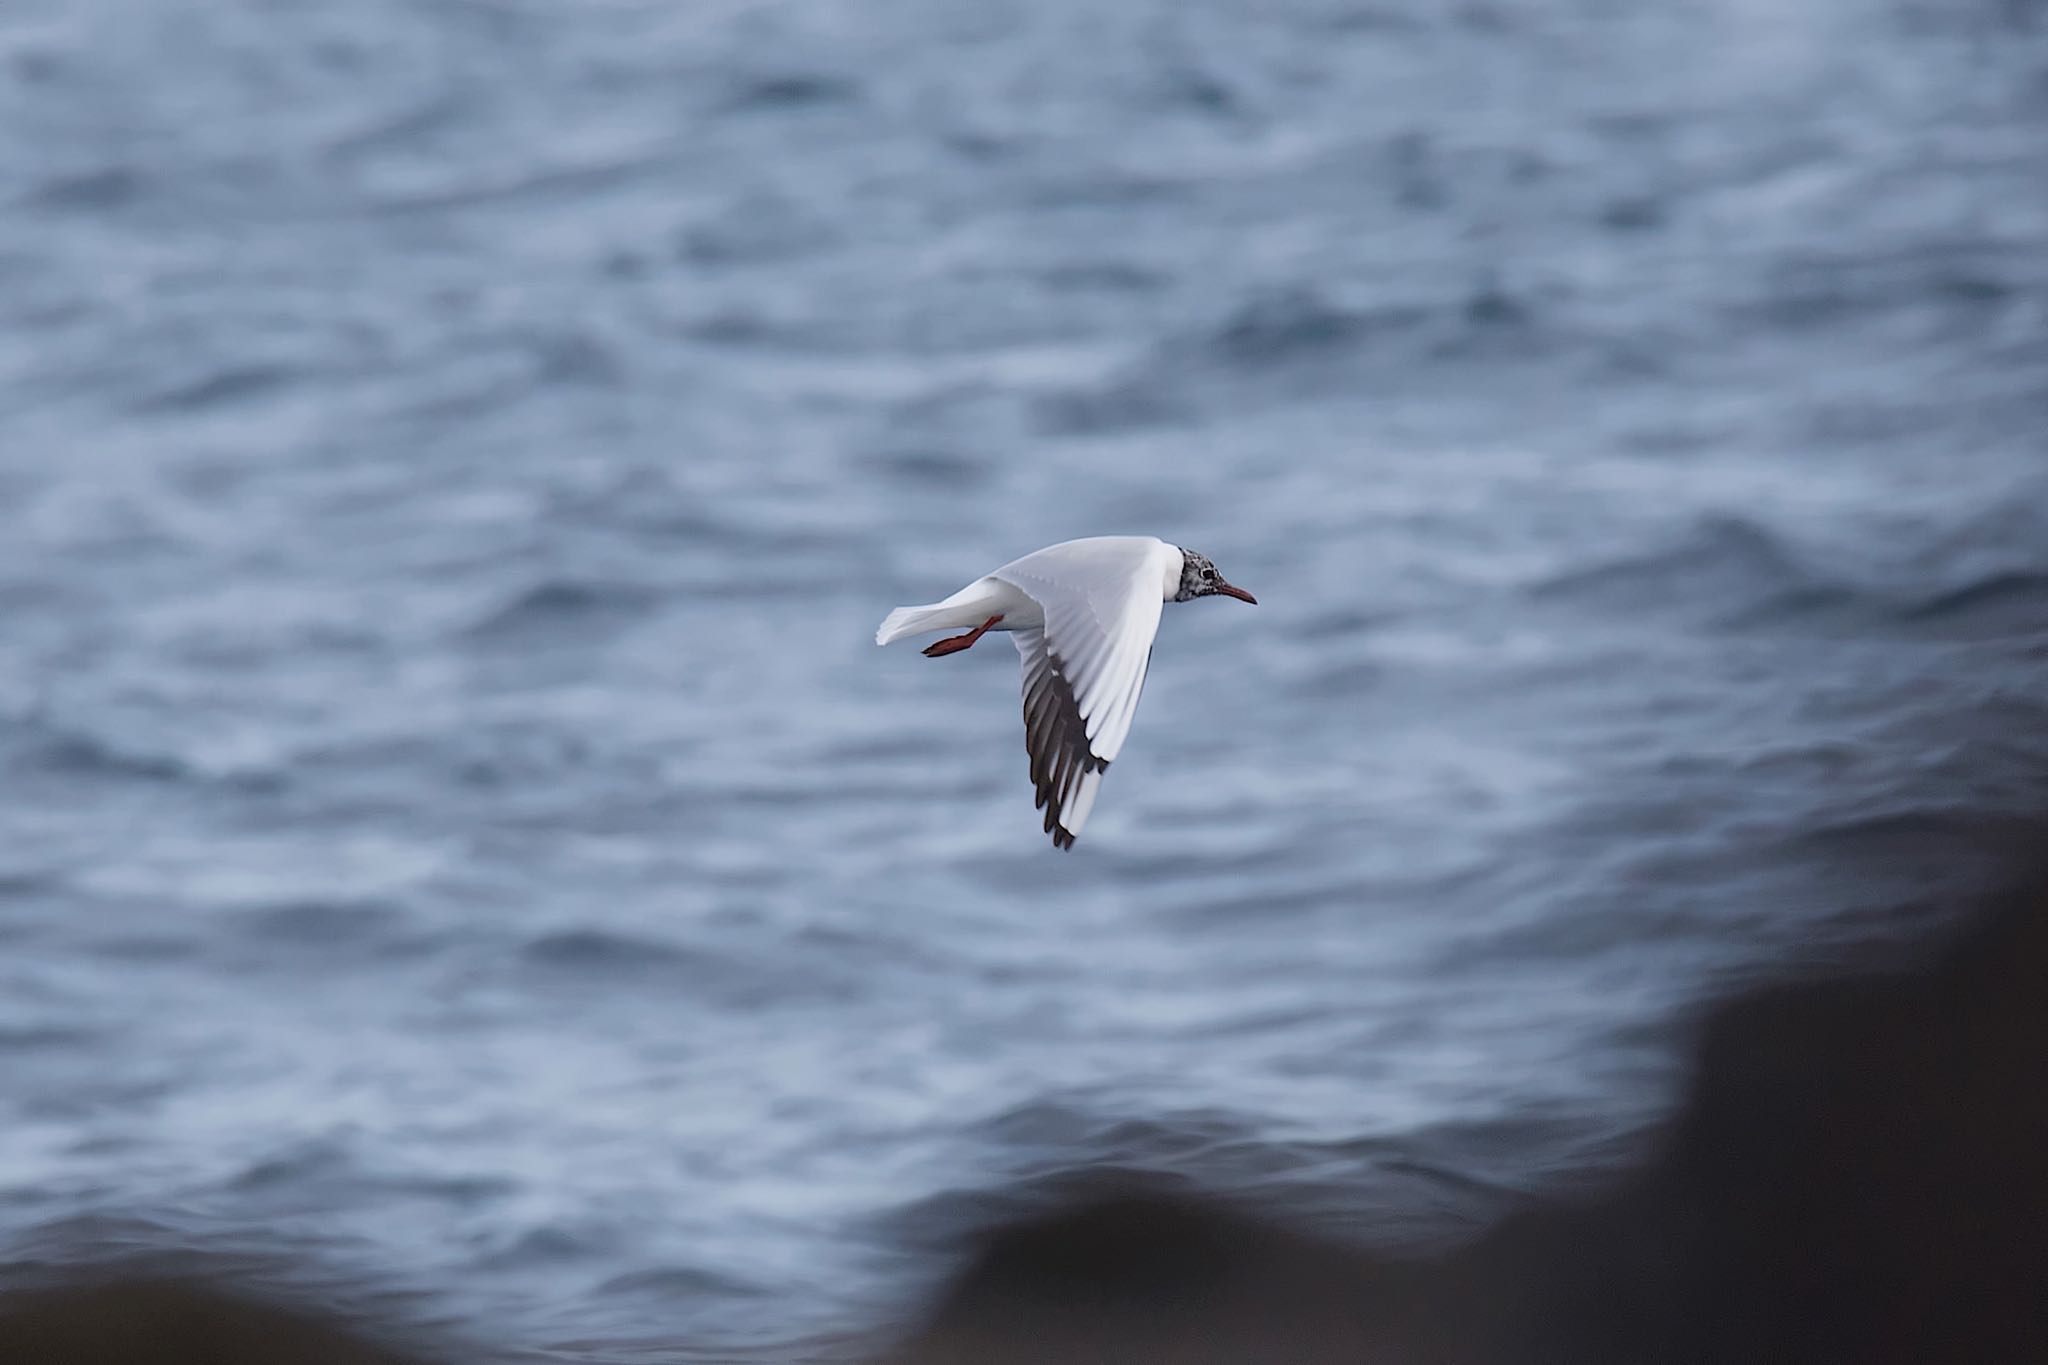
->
(1, 0, 2045, 1357)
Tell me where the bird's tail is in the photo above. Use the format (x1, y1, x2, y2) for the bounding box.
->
(875, 602, 951, 646)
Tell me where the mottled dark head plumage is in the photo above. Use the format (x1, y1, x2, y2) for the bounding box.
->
(1174, 549, 1257, 605)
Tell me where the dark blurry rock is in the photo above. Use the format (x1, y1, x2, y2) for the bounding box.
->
(1645, 878, 2048, 1364)
(0, 1280, 422, 1365)
(888, 873, 2048, 1364)
(890, 1191, 1408, 1365)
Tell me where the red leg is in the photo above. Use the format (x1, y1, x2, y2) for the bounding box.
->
(922, 614, 1004, 657)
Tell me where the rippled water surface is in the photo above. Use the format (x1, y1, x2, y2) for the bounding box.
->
(2, 0, 2046, 1356)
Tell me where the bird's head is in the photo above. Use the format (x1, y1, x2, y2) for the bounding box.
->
(1174, 549, 1257, 604)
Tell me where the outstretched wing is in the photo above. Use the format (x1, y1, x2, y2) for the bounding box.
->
(995, 540, 1167, 849)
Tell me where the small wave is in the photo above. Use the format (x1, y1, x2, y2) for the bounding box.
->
(1600, 196, 1668, 232)
(979, 1103, 1258, 1160)
(1037, 261, 1167, 294)
(1724, 582, 1875, 630)
(1022, 172, 1194, 209)
(524, 329, 624, 388)
(941, 128, 1015, 162)
(1297, 606, 1402, 641)
(232, 1140, 512, 1208)
(22, 166, 146, 213)
(89, 934, 202, 964)
(1904, 570, 2048, 636)
(369, 155, 660, 215)
(520, 928, 720, 975)
(474, 1225, 603, 1271)
(1150, 67, 1239, 116)
(679, 194, 837, 266)
(1295, 657, 1385, 697)
(133, 363, 297, 414)
(520, 928, 862, 1008)
(597, 1265, 771, 1300)
(1034, 285, 1447, 434)
(1530, 515, 1832, 620)
(10, 721, 283, 793)
(1461, 278, 1533, 329)
(1207, 286, 1380, 367)
(3, 1212, 187, 1261)
(687, 310, 838, 350)
(1031, 376, 1183, 436)
(1785, 807, 2046, 866)
(323, 94, 465, 164)
(0, 869, 59, 901)
(231, 899, 410, 949)
(16, 730, 189, 784)
(1743, 246, 2032, 334)
(461, 580, 660, 645)
(718, 72, 862, 113)
(0, 1023, 100, 1053)
(857, 448, 989, 487)
(231, 1139, 353, 1193)
(1178, 278, 1553, 382)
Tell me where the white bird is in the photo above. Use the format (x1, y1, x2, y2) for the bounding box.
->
(876, 536, 1257, 849)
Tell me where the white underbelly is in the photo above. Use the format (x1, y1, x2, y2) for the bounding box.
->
(971, 577, 1044, 631)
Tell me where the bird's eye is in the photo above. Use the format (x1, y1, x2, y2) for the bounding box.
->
(1201, 567, 1217, 581)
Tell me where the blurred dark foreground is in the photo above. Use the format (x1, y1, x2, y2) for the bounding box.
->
(6, 848, 2045, 1364)
(893, 865, 2048, 1365)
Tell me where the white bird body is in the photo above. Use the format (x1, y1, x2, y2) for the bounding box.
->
(877, 536, 1255, 849)
(876, 536, 1179, 642)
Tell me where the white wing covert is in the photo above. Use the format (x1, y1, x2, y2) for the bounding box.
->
(993, 539, 1167, 849)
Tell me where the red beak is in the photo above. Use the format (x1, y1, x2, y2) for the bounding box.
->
(1214, 582, 1257, 605)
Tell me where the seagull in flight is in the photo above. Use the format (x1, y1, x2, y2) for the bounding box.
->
(876, 536, 1256, 849)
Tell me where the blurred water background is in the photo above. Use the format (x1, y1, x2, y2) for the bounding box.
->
(2, 0, 2046, 1357)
